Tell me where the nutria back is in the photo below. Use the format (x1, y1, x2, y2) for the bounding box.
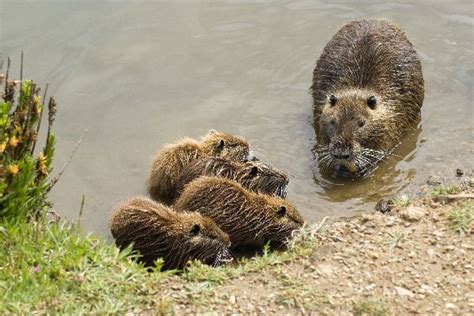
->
(147, 130, 250, 205)
(175, 157, 289, 200)
(109, 195, 232, 270)
(311, 19, 424, 178)
(174, 177, 304, 249)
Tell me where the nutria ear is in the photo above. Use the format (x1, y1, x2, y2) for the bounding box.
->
(190, 224, 201, 236)
(367, 96, 377, 109)
(277, 206, 287, 217)
(249, 166, 258, 176)
(208, 129, 217, 135)
(216, 139, 225, 151)
(329, 94, 337, 106)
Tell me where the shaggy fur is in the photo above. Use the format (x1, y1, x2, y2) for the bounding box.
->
(174, 177, 304, 249)
(311, 19, 424, 178)
(109, 196, 232, 270)
(175, 157, 289, 200)
(147, 130, 250, 205)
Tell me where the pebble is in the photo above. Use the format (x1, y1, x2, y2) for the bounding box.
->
(395, 286, 415, 298)
(400, 205, 426, 222)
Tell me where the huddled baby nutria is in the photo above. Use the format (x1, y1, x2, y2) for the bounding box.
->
(147, 130, 250, 205)
(175, 157, 289, 200)
(109, 196, 233, 270)
(311, 19, 424, 178)
(174, 176, 304, 250)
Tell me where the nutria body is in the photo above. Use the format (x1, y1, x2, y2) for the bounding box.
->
(311, 19, 424, 178)
(109, 196, 232, 270)
(174, 177, 304, 249)
(175, 157, 289, 200)
(147, 130, 250, 205)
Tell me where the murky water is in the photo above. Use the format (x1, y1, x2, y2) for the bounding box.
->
(1, 0, 473, 236)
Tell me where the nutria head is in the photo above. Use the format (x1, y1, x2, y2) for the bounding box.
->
(236, 161, 289, 198)
(316, 89, 391, 178)
(176, 212, 234, 268)
(259, 198, 304, 248)
(200, 130, 250, 162)
(110, 196, 233, 270)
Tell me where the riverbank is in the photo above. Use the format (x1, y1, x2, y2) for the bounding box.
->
(1, 182, 472, 314)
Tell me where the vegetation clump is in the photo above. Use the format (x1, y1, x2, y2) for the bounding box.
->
(0, 58, 56, 217)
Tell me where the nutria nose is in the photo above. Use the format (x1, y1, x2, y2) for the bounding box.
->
(332, 154, 350, 160)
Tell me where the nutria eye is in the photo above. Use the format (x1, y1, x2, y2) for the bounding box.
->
(367, 96, 377, 109)
(330, 119, 336, 126)
(329, 95, 337, 106)
(249, 166, 258, 176)
(216, 139, 225, 151)
(358, 120, 365, 128)
(277, 206, 286, 217)
(190, 224, 201, 236)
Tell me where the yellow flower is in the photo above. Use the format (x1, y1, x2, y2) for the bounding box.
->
(37, 152, 49, 177)
(7, 164, 19, 175)
(33, 95, 41, 105)
(0, 142, 5, 153)
(9, 136, 19, 147)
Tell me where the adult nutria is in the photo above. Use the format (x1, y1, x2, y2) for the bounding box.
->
(311, 19, 424, 178)
(175, 157, 289, 200)
(109, 196, 233, 270)
(174, 177, 304, 250)
(147, 130, 250, 205)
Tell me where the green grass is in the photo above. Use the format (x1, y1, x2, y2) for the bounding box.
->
(392, 195, 413, 207)
(0, 217, 174, 314)
(0, 217, 322, 314)
(431, 185, 461, 197)
(352, 298, 388, 316)
(447, 203, 473, 234)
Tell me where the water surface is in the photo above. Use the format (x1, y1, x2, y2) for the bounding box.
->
(1, 0, 473, 236)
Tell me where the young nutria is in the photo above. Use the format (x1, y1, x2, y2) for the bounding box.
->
(147, 130, 250, 205)
(109, 196, 233, 270)
(311, 19, 424, 178)
(174, 177, 304, 250)
(175, 157, 289, 200)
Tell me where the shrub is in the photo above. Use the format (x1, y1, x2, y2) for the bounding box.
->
(0, 58, 57, 218)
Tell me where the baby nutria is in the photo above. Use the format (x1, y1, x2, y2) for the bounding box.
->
(109, 196, 233, 270)
(175, 157, 289, 200)
(311, 19, 424, 178)
(147, 130, 250, 205)
(174, 177, 304, 250)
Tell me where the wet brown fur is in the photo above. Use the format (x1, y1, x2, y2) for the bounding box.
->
(147, 130, 250, 205)
(174, 177, 304, 249)
(175, 157, 289, 200)
(311, 19, 424, 177)
(109, 195, 232, 270)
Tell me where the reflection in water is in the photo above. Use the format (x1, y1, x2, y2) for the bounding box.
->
(313, 123, 422, 203)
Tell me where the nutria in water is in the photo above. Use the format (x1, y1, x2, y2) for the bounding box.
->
(311, 19, 424, 178)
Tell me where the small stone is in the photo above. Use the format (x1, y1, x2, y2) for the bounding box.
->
(229, 295, 236, 305)
(400, 206, 425, 222)
(376, 199, 394, 214)
(395, 286, 415, 298)
(456, 168, 464, 177)
(445, 303, 457, 309)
